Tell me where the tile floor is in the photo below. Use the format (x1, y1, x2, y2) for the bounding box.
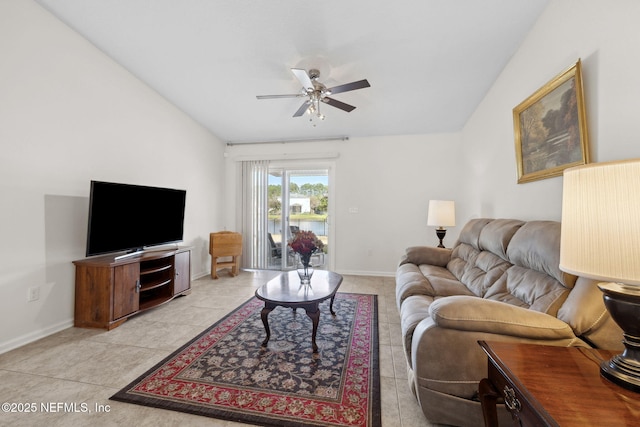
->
(0, 271, 436, 427)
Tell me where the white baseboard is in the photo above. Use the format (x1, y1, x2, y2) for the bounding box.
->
(334, 270, 395, 277)
(192, 270, 210, 280)
(0, 318, 74, 355)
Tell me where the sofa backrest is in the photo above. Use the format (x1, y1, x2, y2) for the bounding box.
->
(447, 218, 522, 297)
(449, 219, 576, 314)
(479, 218, 524, 261)
(506, 221, 577, 288)
(448, 219, 622, 349)
(402, 217, 622, 349)
(484, 221, 576, 316)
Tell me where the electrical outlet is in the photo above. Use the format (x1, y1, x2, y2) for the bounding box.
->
(27, 286, 40, 302)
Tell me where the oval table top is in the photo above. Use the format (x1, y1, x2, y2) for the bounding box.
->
(255, 270, 343, 305)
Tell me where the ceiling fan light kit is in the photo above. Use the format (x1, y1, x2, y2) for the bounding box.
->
(257, 68, 370, 124)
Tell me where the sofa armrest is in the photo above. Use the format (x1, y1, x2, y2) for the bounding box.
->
(399, 246, 452, 268)
(429, 295, 576, 340)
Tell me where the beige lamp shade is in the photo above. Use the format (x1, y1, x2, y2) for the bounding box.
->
(427, 200, 456, 227)
(560, 158, 640, 285)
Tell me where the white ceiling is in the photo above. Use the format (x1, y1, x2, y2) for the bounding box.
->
(35, 0, 549, 144)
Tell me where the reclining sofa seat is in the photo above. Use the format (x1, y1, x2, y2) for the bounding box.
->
(395, 218, 622, 427)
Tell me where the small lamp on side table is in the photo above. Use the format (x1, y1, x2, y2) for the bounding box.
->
(560, 158, 640, 393)
(427, 200, 455, 248)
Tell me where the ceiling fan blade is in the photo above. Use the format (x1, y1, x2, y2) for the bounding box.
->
(293, 101, 311, 117)
(291, 68, 314, 91)
(327, 79, 370, 95)
(256, 94, 304, 99)
(322, 97, 356, 112)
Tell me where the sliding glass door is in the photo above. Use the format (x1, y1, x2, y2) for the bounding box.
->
(267, 167, 330, 271)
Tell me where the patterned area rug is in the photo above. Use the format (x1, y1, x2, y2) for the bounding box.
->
(111, 293, 380, 427)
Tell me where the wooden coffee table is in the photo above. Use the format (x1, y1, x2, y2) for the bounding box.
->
(255, 270, 343, 352)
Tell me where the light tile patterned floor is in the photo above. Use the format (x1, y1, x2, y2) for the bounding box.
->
(0, 271, 435, 427)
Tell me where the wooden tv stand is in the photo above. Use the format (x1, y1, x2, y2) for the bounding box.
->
(73, 247, 191, 330)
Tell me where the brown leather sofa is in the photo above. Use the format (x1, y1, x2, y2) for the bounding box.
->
(395, 218, 623, 426)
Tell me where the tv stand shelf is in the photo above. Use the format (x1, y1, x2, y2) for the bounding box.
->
(142, 264, 172, 275)
(73, 247, 191, 330)
(142, 279, 172, 291)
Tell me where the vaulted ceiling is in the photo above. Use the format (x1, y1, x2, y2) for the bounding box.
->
(36, 0, 549, 143)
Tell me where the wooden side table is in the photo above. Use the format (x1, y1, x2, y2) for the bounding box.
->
(478, 341, 640, 427)
(209, 231, 242, 279)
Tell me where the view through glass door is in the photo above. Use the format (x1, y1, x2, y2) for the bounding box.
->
(267, 167, 330, 271)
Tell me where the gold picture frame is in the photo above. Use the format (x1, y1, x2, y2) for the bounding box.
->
(513, 60, 590, 183)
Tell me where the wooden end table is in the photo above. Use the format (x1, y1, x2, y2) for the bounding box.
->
(478, 341, 640, 427)
(255, 270, 343, 352)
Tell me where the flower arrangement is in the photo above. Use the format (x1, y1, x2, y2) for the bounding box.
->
(289, 230, 324, 266)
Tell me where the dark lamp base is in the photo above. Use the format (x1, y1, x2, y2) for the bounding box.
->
(598, 282, 640, 393)
(435, 228, 447, 248)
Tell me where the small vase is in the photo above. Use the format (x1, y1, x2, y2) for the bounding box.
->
(296, 254, 314, 285)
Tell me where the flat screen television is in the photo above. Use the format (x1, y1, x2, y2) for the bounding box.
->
(86, 180, 186, 257)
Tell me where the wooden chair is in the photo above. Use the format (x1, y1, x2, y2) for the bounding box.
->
(209, 231, 242, 279)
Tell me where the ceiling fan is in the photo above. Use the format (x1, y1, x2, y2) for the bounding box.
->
(256, 68, 370, 120)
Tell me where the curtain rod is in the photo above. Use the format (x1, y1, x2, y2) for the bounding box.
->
(229, 152, 340, 161)
(226, 136, 349, 146)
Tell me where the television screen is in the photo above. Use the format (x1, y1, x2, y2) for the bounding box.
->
(86, 181, 186, 257)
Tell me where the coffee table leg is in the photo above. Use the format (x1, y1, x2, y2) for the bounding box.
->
(329, 295, 337, 316)
(260, 304, 274, 347)
(305, 306, 321, 352)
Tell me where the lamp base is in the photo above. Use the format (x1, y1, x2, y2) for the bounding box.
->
(435, 228, 447, 248)
(598, 282, 640, 393)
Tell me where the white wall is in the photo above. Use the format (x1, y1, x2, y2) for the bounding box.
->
(334, 135, 464, 275)
(225, 133, 464, 276)
(462, 0, 640, 220)
(226, 0, 640, 277)
(0, 1, 226, 353)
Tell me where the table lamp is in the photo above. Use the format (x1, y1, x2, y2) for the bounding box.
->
(427, 200, 455, 248)
(560, 158, 640, 392)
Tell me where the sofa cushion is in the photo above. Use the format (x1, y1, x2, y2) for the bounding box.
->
(397, 263, 472, 308)
(484, 265, 570, 315)
(448, 242, 512, 297)
(456, 218, 493, 249)
(396, 263, 436, 308)
(558, 277, 623, 349)
(478, 219, 524, 261)
(506, 221, 577, 288)
(419, 265, 473, 296)
(428, 274, 475, 297)
(557, 277, 608, 334)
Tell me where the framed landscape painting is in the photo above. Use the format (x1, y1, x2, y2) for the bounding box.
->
(513, 60, 590, 183)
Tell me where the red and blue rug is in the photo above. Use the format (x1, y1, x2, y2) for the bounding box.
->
(111, 293, 380, 427)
